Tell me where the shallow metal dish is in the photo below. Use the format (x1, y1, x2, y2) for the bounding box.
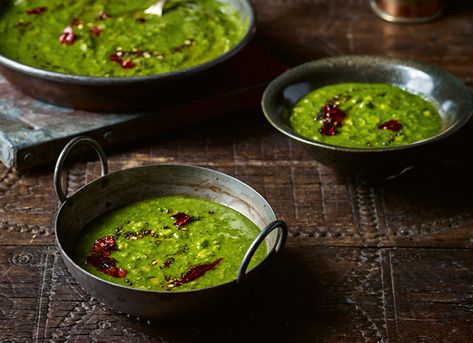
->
(54, 137, 287, 319)
(262, 55, 473, 180)
(0, 0, 255, 112)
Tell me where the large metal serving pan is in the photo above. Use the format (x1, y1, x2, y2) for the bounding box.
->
(0, 0, 255, 112)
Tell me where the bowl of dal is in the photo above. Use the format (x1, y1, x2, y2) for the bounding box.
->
(262, 55, 473, 179)
(53, 137, 287, 319)
(0, 0, 255, 111)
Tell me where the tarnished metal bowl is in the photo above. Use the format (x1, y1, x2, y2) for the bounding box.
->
(0, 0, 255, 112)
(54, 137, 287, 319)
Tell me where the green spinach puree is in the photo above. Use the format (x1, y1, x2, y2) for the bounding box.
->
(0, 0, 245, 76)
(289, 83, 442, 148)
(74, 195, 266, 291)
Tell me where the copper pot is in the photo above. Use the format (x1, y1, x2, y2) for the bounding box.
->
(370, 0, 443, 23)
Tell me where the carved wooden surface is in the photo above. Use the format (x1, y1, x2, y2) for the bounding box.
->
(1, 1, 473, 342)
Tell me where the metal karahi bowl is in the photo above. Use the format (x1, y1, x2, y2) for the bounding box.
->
(53, 137, 287, 319)
(0, 0, 255, 112)
(262, 55, 473, 180)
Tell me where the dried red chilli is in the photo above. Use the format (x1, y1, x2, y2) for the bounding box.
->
(170, 257, 223, 287)
(171, 212, 191, 226)
(378, 119, 402, 131)
(70, 18, 83, 27)
(59, 26, 76, 46)
(109, 52, 122, 62)
(92, 235, 117, 256)
(87, 255, 127, 278)
(108, 53, 135, 69)
(26, 7, 47, 15)
(316, 102, 347, 136)
(89, 26, 103, 36)
(319, 120, 337, 136)
(121, 58, 134, 69)
(87, 235, 127, 278)
(320, 103, 345, 123)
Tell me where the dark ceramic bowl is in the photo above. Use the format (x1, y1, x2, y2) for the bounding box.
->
(0, 0, 255, 112)
(262, 56, 473, 179)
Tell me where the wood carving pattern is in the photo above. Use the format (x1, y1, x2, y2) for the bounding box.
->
(33, 249, 56, 342)
(31, 249, 100, 342)
(0, 221, 50, 236)
(0, 245, 470, 341)
(0, 247, 50, 341)
(44, 257, 157, 342)
(0, 169, 22, 197)
(340, 248, 387, 342)
(351, 183, 386, 246)
(0, 166, 56, 244)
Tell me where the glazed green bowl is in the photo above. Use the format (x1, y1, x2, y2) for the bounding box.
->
(262, 56, 473, 179)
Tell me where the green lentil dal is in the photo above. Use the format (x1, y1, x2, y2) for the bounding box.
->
(289, 83, 443, 148)
(74, 195, 266, 291)
(0, 0, 246, 76)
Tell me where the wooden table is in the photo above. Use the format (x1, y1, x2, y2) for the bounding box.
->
(1, 1, 472, 341)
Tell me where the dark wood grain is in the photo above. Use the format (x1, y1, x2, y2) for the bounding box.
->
(1, 246, 471, 342)
(1, 1, 473, 342)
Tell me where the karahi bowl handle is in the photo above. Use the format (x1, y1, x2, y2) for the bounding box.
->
(237, 220, 287, 284)
(54, 136, 109, 203)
